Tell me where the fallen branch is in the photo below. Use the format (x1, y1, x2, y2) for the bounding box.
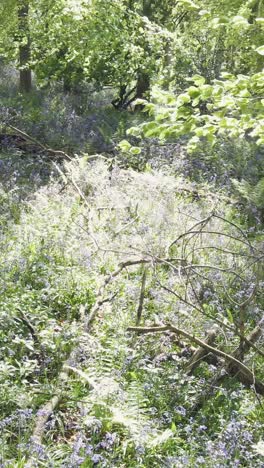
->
(127, 324, 252, 376)
(127, 323, 264, 395)
(28, 257, 154, 464)
(186, 321, 264, 413)
(6, 124, 72, 160)
(157, 280, 264, 359)
(29, 367, 69, 447)
(186, 328, 218, 374)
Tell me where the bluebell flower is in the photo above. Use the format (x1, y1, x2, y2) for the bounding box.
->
(91, 454, 104, 465)
(175, 406, 186, 417)
(198, 425, 207, 432)
(135, 445, 145, 455)
(85, 444, 94, 456)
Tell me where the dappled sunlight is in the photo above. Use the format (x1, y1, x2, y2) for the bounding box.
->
(0, 0, 263, 466)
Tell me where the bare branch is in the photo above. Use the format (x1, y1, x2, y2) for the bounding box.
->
(136, 268, 147, 325)
(127, 323, 264, 394)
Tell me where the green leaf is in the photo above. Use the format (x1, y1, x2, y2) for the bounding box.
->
(118, 140, 131, 152)
(188, 86, 200, 98)
(177, 0, 199, 11)
(192, 75, 206, 86)
(129, 146, 141, 155)
(171, 422, 177, 432)
(143, 121, 160, 137)
(255, 45, 264, 55)
(192, 97, 200, 107)
(177, 93, 191, 105)
(231, 16, 249, 27)
(253, 440, 264, 456)
(226, 308, 234, 324)
(127, 126, 142, 137)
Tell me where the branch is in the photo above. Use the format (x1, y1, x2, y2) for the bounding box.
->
(16, 307, 40, 346)
(186, 328, 218, 374)
(157, 279, 264, 358)
(6, 124, 72, 160)
(28, 256, 159, 460)
(136, 268, 147, 325)
(170, 230, 252, 250)
(127, 323, 264, 394)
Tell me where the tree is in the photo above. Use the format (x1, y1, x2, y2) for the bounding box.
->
(18, 0, 32, 92)
(0, 0, 32, 92)
(126, 0, 264, 148)
(28, 0, 176, 105)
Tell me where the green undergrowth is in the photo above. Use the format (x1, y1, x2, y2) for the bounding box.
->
(0, 155, 263, 467)
(0, 76, 142, 154)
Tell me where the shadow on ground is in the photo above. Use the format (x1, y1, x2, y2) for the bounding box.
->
(0, 148, 53, 217)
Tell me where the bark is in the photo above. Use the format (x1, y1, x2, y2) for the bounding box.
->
(186, 328, 218, 374)
(136, 72, 150, 100)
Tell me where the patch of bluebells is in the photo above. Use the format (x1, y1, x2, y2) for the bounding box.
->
(91, 454, 105, 465)
(164, 414, 261, 467)
(0, 408, 33, 430)
(96, 432, 117, 451)
(68, 434, 85, 467)
(201, 415, 261, 466)
(66, 432, 117, 467)
(30, 440, 49, 462)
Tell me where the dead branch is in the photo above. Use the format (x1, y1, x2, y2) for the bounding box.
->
(113, 216, 139, 238)
(186, 328, 218, 374)
(28, 257, 155, 462)
(127, 323, 264, 395)
(6, 124, 72, 160)
(15, 307, 40, 346)
(190, 323, 264, 413)
(15, 307, 47, 367)
(171, 230, 253, 250)
(157, 279, 264, 358)
(29, 367, 69, 447)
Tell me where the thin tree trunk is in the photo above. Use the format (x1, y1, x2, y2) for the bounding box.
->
(134, 1, 152, 107)
(134, 71, 150, 110)
(142, 0, 152, 17)
(18, 1, 32, 93)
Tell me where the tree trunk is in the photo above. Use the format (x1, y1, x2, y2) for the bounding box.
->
(142, 0, 152, 17)
(18, 1, 32, 93)
(134, 71, 150, 110)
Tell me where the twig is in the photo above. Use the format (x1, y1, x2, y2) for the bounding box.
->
(15, 307, 40, 346)
(170, 230, 253, 250)
(136, 268, 147, 325)
(15, 308, 46, 366)
(113, 216, 139, 238)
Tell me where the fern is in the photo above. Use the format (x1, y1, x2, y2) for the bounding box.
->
(232, 177, 264, 209)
